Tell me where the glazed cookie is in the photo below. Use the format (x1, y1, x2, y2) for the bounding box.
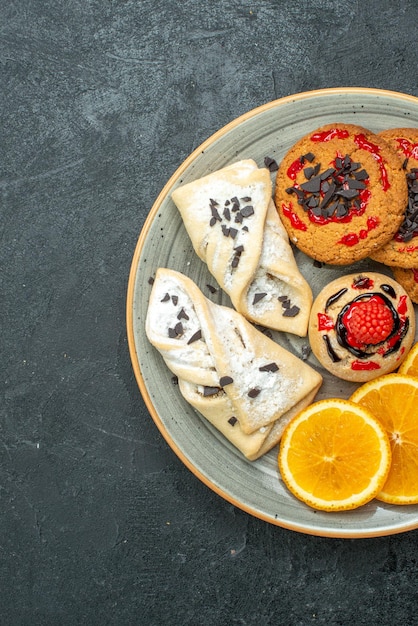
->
(308, 272, 415, 382)
(392, 266, 418, 304)
(370, 128, 418, 268)
(275, 123, 407, 265)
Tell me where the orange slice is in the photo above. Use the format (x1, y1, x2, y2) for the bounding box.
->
(350, 374, 418, 505)
(278, 399, 391, 512)
(398, 342, 418, 377)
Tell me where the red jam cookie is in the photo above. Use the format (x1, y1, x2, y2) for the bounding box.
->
(275, 123, 407, 265)
(371, 128, 418, 268)
(308, 272, 415, 382)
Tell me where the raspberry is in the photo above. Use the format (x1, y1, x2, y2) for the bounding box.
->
(343, 295, 394, 347)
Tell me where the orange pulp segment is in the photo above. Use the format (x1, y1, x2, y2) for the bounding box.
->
(278, 398, 391, 512)
(350, 373, 418, 505)
(398, 342, 418, 378)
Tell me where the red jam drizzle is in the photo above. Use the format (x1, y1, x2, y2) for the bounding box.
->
(396, 244, 418, 252)
(395, 138, 418, 160)
(351, 360, 380, 371)
(337, 216, 380, 247)
(354, 133, 390, 191)
(287, 158, 305, 180)
(397, 295, 408, 315)
(317, 313, 334, 331)
(310, 129, 349, 142)
(281, 202, 307, 231)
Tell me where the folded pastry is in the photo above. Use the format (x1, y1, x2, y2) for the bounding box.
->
(145, 268, 322, 460)
(171, 160, 313, 336)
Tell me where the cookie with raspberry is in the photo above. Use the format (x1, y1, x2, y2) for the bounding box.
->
(308, 272, 415, 382)
(392, 266, 418, 304)
(370, 128, 418, 268)
(275, 123, 407, 265)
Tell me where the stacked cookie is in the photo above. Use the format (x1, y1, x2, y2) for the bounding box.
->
(275, 123, 418, 300)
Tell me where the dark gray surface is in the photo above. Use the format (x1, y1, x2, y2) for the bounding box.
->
(2, 1, 418, 624)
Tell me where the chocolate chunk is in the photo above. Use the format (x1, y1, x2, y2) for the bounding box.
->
(354, 169, 369, 180)
(320, 167, 336, 180)
(206, 284, 217, 294)
(253, 292, 267, 305)
(336, 188, 359, 200)
(241, 196, 251, 202)
(220, 376, 234, 386)
(240, 205, 254, 218)
(148, 276, 155, 285)
(303, 152, 315, 162)
(161, 293, 170, 302)
(221, 225, 230, 237)
(177, 308, 189, 320)
(301, 344, 311, 361)
(264, 156, 279, 172)
(228, 416, 238, 426)
(248, 388, 261, 398)
(203, 386, 221, 397)
(223, 207, 231, 221)
(187, 329, 202, 344)
(210, 205, 222, 221)
(209, 217, 217, 227)
(283, 305, 300, 317)
(171, 295, 178, 305)
(171, 375, 179, 385)
(229, 227, 238, 239)
(231, 255, 240, 268)
(300, 175, 322, 193)
(319, 182, 336, 209)
(259, 362, 279, 373)
(347, 178, 367, 190)
(168, 323, 183, 338)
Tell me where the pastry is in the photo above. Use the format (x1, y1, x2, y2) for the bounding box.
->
(308, 272, 415, 382)
(146, 268, 322, 460)
(392, 267, 418, 303)
(370, 128, 418, 267)
(171, 159, 313, 337)
(275, 123, 407, 265)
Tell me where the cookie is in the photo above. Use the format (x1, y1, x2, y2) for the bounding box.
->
(392, 266, 418, 303)
(275, 123, 407, 265)
(308, 272, 415, 382)
(370, 128, 418, 268)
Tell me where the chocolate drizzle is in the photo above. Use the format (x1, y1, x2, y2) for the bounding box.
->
(322, 334, 341, 362)
(325, 288, 348, 311)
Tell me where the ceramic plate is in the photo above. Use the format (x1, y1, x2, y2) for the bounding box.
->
(127, 88, 418, 537)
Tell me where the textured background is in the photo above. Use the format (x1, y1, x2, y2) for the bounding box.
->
(2, 1, 418, 624)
